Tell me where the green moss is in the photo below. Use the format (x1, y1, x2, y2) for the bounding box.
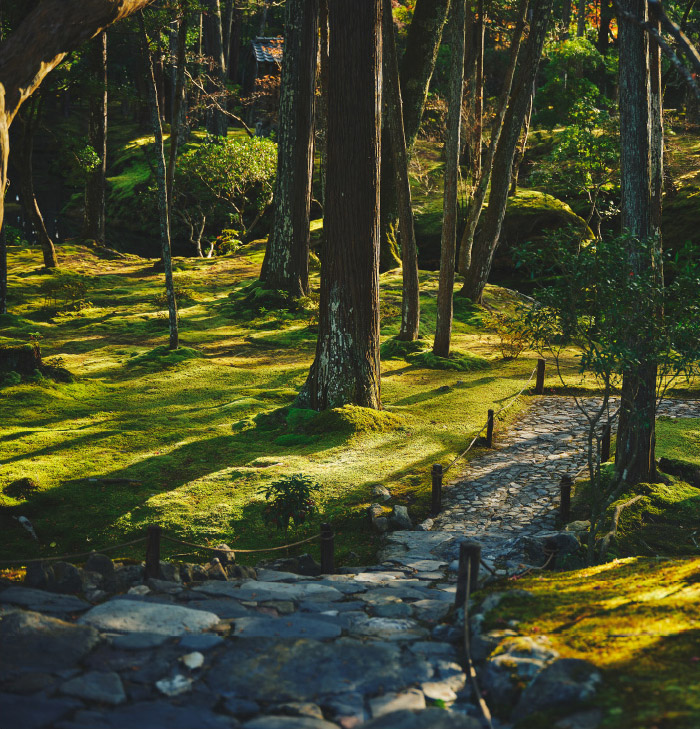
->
(126, 345, 203, 369)
(310, 405, 406, 434)
(380, 337, 428, 359)
(409, 349, 491, 372)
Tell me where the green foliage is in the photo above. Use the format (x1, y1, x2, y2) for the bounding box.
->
(151, 286, 197, 309)
(3, 225, 27, 247)
(0, 371, 21, 389)
(39, 272, 92, 310)
(380, 337, 428, 360)
(259, 473, 320, 530)
(310, 405, 406, 435)
(489, 312, 530, 360)
(409, 349, 491, 372)
(126, 345, 203, 369)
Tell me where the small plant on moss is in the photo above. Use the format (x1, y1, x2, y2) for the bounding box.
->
(490, 312, 530, 360)
(39, 273, 92, 310)
(259, 473, 320, 531)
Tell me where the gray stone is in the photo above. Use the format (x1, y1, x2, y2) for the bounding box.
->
(411, 599, 452, 623)
(60, 671, 126, 705)
(269, 702, 324, 720)
(0, 693, 83, 729)
(320, 693, 367, 727)
(214, 543, 235, 566)
(243, 718, 339, 729)
(146, 578, 182, 593)
(232, 615, 342, 640)
(223, 697, 261, 719)
(367, 504, 384, 521)
(563, 520, 591, 533)
(184, 598, 251, 619)
(179, 633, 225, 650)
(0, 586, 90, 614)
(369, 689, 426, 717)
(85, 553, 116, 590)
(197, 580, 344, 603)
(521, 532, 581, 565)
(205, 558, 229, 581)
(389, 505, 412, 530)
(362, 708, 481, 728)
(348, 616, 429, 641)
(372, 516, 389, 534)
(1, 671, 57, 695)
(71, 700, 236, 728)
(515, 658, 602, 718)
(227, 564, 257, 580)
(0, 611, 100, 670)
(371, 602, 413, 619)
(208, 638, 433, 702)
(372, 485, 392, 502)
(79, 599, 220, 636)
(554, 709, 604, 729)
(157, 561, 181, 582)
(113, 564, 144, 592)
(111, 633, 169, 650)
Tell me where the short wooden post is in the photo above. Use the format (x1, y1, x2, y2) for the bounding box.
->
(144, 524, 162, 579)
(559, 475, 572, 523)
(320, 522, 334, 574)
(455, 541, 481, 609)
(431, 464, 443, 515)
(486, 409, 494, 448)
(535, 358, 546, 394)
(601, 423, 611, 462)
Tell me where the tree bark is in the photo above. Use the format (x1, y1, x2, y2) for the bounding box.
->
(167, 4, 188, 218)
(139, 12, 178, 350)
(378, 0, 451, 272)
(259, 0, 319, 298)
(433, 0, 466, 358)
(509, 78, 535, 196)
(297, 0, 382, 411)
(563, 0, 572, 38)
(317, 0, 329, 211)
(577, 0, 586, 35)
(83, 32, 108, 243)
(0, 0, 156, 245)
(460, 0, 553, 303)
(457, 0, 529, 277)
(16, 99, 58, 269)
(0, 221, 6, 316)
(382, 0, 419, 341)
(204, 0, 227, 136)
(615, 0, 661, 484)
(597, 0, 613, 53)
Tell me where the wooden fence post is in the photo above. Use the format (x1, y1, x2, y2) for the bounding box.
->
(320, 522, 334, 574)
(431, 464, 443, 515)
(455, 541, 481, 609)
(559, 475, 572, 523)
(144, 524, 161, 579)
(535, 358, 546, 394)
(601, 423, 611, 462)
(486, 409, 494, 448)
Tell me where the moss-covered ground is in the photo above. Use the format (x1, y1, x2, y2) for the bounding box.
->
(481, 556, 700, 728)
(1, 240, 583, 567)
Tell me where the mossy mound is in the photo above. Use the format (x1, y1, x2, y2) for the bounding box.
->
(3, 477, 40, 499)
(312, 405, 405, 434)
(380, 337, 428, 360)
(409, 349, 491, 372)
(127, 345, 203, 369)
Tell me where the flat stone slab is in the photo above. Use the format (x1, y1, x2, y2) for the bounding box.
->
(209, 638, 433, 702)
(347, 616, 429, 641)
(362, 708, 482, 728)
(0, 587, 90, 614)
(79, 599, 220, 636)
(243, 717, 340, 729)
(0, 611, 100, 670)
(369, 689, 426, 717)
(233, 616, 342, 640)
(62, 700, 236, 728)
(0, 693, 82, 729)
(195, 580, 344, 603)
(60, 670, 126, 705)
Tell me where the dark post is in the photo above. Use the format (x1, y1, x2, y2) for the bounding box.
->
(320, 522, 334, 574)
(535, 358, 546, 394)
(601, 423, 611, 462)
(144, 524, 162, 579)
(559, 475, 572, 523)
(486, 409, 494, 448)
(455, 541, 481, 609)
(431, 464, 443, 514)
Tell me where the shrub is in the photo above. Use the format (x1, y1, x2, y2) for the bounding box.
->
(259, 474, 320, 531)
(39, 273, 92, 310)
(489, 312, 530, 360)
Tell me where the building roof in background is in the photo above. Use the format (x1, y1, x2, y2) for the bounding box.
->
(252, 37, 283, 64)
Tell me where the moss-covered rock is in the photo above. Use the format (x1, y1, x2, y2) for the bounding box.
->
(310, 405, 405, 435)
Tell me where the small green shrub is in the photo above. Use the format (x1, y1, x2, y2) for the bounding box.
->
(259, 473, 320, 530)
(152, 286, 197, 309)
(380, 337, 427, 360)
(0, 371, 21, 389)
(39, 273, 92, 310)
(489, 312, 531, 360)
(409, 349, 491, 371)
(126, 345, 202, 369)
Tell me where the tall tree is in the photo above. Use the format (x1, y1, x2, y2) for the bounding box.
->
(615, 0, 662, 484)
(460, 0, 553, 303)
(83, 31, 108, 243)
(297, 0, 382, 410)
(204, 0, 227, 136)
(382, 0, 419, 341)
(379, 0, 451, 271)
(259, 0, 319, 298)
(167, 1, 188, 218)
(139, 12, 178, 350)
(433, 0, 466, 358)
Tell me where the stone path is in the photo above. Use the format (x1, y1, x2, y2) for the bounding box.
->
(2, 396, 699, 729)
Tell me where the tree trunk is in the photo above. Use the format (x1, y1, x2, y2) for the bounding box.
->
(563, 0, 572, 38)
(597, 0, 613, 53)
(0, 218, 7, 316)
(139, 12, 178, 350)
(433, 0, 466, 358)
(577, 0, 586, 35)
(259, 0, 319, 298)
(378, 0, 451, 272)
(227, 2, 242, 83)
(83, 31, 108, 243)
(317, 0, 329, 211)
(509, 79, 535, 196)
(383, 0, 419, 341)
(615, 0, 661, 484)
(462, 0, 485, 179)
(167, 4, 188, 217)
(296, 0, 382, 411)
(461, 0, 553, 302)
(457, 0, 529, 276)
(16, 100, 58, 269)
(204, 0, 227, 136)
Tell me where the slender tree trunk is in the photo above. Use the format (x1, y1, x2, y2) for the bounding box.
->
(204, 0, 227, 136)
(509, 78, 535, 196)
(462, 0, 485, 178)
(461, 0, 553, 302)
(597, 0, 613, 53)
(0, 88, 6, 315)
(83, 31, 108, 242)
(228, 3, 242, 83)
(259, 0, 319, 298)
(17, 100, 58, 269)
(563, 0, 572, 38)
(383, 0, 419, 341)
(0, 221, 6, 316)
(577, 0, 586, 35)
(433, 0, 466, 358)
(317, 0, 329, 211)
(139, 12, 178, 350)
(167, 4, 188, 217)
(297, 0, 382, 411)
(457, 0, 529, 276)
(615, 0, 663, 485)
(379, 0, 451, 271)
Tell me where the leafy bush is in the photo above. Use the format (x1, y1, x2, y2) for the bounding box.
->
(489, 312, 530, 360)
(259, 473, 320, 531)
(39, 273, 92, 310)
